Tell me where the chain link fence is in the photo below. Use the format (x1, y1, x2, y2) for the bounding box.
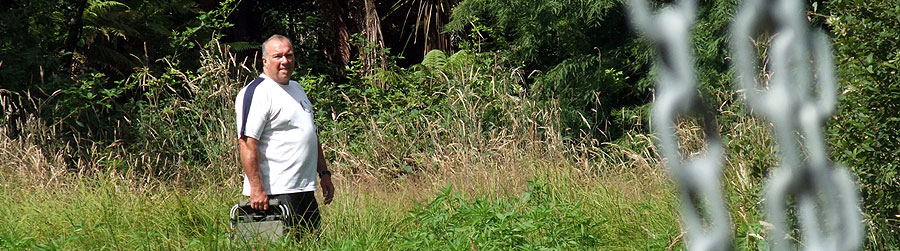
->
(628, 0, 864, 250)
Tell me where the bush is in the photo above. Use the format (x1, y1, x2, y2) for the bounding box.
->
(445, 0, 739, 140)
(825, 0, 900, 247)
(445, 0, 643, 139)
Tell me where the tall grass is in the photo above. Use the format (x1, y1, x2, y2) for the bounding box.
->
(0, 141, 681, 250)
(0, 41, 779, 250)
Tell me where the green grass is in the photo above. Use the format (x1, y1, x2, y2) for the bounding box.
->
(0, 160, 681, 250)
(0, 176, 233, 250)
(395, 173, 680, 250)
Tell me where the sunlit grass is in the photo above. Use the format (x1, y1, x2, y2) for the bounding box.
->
(0, 158, 681, 250)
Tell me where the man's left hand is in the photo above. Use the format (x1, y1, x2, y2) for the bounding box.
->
(320, 175, 334, 205)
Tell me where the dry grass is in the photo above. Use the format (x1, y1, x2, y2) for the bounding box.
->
(0, 113, 70, 188)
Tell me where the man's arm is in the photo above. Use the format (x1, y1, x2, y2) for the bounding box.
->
(317, 139, 334, 205)
(239, 136, 268, 210)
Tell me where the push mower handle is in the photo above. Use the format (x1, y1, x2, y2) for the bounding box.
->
(237, 198, 281, 207)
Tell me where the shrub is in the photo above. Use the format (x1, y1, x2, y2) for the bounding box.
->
(445, 0, 739, 140)
(825, 0, 900, 247)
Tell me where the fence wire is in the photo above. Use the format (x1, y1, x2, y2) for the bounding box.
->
(628, 0, 864, 250)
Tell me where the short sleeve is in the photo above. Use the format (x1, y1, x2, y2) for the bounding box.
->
(235, 85, 270, 139)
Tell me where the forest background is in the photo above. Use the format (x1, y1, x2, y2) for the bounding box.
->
(0, 0, 898, 249)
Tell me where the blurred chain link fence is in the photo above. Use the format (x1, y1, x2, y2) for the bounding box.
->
(628, 0, 864, 250)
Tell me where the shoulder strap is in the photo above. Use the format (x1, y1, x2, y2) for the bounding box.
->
(240, 77, 266, 137)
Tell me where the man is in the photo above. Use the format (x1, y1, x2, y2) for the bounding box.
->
(235, 34, 334, 232)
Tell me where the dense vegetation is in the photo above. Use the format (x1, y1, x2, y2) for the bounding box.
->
(824, 0, 900, 246)
(0, 0, 897, 249)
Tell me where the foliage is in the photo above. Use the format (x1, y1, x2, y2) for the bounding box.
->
(250, 0, 337, 77)
(824, 0, 900, 247)
(303, 47, 466, 175)
(0, 164, 679, 249)
(75, 0, 204, 78)
(445, 0, 737, 140)
(169, 0, 238, 68)
(77, 0, 138, 76)
(535, 55, 630, 140)
(44, 0, 243, 178)
(0, 0, 69, 91)
(445, 0, 637, 140)
(0, 0, 212, 149)
(446, 0, 625, 68)
(0, 0, 247, 178)
(57, 72, 133, 131)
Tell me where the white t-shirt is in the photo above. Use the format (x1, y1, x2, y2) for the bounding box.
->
(235, 74, 318, 196)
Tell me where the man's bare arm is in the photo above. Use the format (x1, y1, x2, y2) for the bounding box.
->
(239, 136, 268, 210)
(317, 140, 334, 205)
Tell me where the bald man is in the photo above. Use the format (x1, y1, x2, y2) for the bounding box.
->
(235, 34, 334, 233)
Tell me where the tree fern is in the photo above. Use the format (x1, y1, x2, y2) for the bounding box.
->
(82, 0, 133, 41)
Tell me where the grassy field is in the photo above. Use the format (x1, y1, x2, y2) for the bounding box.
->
(0, 131, 681, 250)
(0, 86, 691, 250)
(0, 87, 777, 250)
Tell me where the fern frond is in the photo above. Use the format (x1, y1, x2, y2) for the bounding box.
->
(446, 49, 471, 68)
(86, 0, 129, 14)
(421, 49, 447, 70)
(83, 0, 129, 23)
(102, 27, 127, 41)
(226, 41, 258, 53)
(82, 26, 102, 39)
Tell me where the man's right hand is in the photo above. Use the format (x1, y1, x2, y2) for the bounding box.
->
(250, 188, 269, 210)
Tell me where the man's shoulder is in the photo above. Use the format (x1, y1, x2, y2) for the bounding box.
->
(288, 80, 306, 92)
(239, 76, 277, 93)
(237, 78, 274, 104)
(244, 75, 273, 88)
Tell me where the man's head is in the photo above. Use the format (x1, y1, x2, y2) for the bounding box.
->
(261, 34, 295, 85)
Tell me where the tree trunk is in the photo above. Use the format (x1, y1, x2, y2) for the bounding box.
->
(316, 0, 352, 69)
(362, 0, 387, 86)
(63, 0, 88, 74)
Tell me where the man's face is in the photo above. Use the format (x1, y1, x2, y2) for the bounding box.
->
(262, 39, 295, 85)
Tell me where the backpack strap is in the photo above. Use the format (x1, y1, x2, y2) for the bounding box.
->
(240, 77, 266, 137)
